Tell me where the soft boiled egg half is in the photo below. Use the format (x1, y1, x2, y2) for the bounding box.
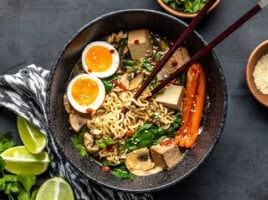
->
(81, 41, 120, 78)
(67, 73, 105, 113)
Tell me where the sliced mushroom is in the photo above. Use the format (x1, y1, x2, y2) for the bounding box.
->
(129, 73, 144, 90)
(63, 93, 73, 114)
(69, 112, 90, 132)
(83, 132, 99, 154)
(125, 148, 163, 176)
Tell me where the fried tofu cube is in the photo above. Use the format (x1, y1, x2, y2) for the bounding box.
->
(150, 139, 183, 170)
(155, 84, 185, 111)
(157, 47, 190, 81)
(127, 29, 152, 61)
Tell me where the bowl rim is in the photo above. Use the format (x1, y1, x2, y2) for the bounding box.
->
(156, 0, 221, 18)
(246, 40, 268, 107)
(46, 8, 228, 192)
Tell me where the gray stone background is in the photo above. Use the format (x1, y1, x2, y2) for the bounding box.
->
(0, 1, 267, 200)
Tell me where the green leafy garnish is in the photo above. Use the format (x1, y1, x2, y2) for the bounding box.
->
(123, 113, 182, 152)
(123, 123, 164, 152)
(122, 59, 138, 67)
(152, 52, 162, 62)
(165, 113, 182, 137)
(0, 131, 15, 154)
(141, 59, 153, 72)
(162, 0, 208, 14)
(71, 126, 88, 157)
(111, 165, 133, 180)
(0, 130, 37, 200)
(102, 75, 118, 92)
(96, 138, 115, 149)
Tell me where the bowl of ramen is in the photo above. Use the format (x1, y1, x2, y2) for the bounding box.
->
(47, 9, 227, 192)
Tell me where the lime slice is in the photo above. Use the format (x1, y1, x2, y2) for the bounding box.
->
(17, 115, 47, 154)
(0, 146, 50, 175)
(36, 177, 75, 200)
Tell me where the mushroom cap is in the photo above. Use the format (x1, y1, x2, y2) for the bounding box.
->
(69, 112, 89, 132)
(125, 147, 163, 176)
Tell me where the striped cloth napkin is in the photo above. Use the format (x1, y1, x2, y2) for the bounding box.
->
(0, 64, 153, 200)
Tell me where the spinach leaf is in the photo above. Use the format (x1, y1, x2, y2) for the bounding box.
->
(141, 59, 153, 72)
(102, 75, 118, 92)
(96, 138, 115, 149)
(71, 126, 88, 157)
(123, 113, 182, 151)
(165, 113, 182, 137)
(123, 123, 164, 152)
(111, 165, 133, 180)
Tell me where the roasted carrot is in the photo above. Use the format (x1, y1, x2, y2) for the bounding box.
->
(175, 65, 200, 144)
(175, 63, 206, 148)
(181, 65, 200, 126)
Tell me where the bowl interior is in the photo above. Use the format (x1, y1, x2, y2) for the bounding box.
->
(246, 40, 268, 106)
(47, 9, 227, 192)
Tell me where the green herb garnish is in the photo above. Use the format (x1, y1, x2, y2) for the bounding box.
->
(141, 59, 153, 72)
(0, 130, 37, 200)
(162, 0, 208, 14)
(0, 131, 15, 153)
(96, 138, 115, 149)
(102, 74, 118, 92)
(111, 165, 134, 180)
(123, 113, 182, 152)
(71, 126, 88, 157)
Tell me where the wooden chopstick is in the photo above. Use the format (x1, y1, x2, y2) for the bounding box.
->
(134, 0, 217, 98)
(146, 0, 268, 98)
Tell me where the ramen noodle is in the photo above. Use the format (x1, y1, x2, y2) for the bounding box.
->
(64, 29, 203, 178)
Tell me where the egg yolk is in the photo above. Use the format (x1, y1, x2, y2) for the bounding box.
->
(85, 45, 113, 72)
(71, 77, 99, 106)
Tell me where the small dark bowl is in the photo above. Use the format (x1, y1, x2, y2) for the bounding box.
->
(47, 9, 228, 192)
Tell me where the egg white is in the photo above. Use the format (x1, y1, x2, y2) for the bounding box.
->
(81, 41, 120, 78)
(67, 73, 105, 113)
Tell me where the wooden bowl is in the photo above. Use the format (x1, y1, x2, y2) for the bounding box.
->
(246, 40, 268, 106)
(156, 0, 221, 18)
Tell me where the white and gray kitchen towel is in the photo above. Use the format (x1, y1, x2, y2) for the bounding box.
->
(0, 64, 153, 200)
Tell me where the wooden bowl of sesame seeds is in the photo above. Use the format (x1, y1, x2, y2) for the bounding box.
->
(246, 40, 268, 106)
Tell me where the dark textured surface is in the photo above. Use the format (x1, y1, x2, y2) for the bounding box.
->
(0, 0, 267, 199)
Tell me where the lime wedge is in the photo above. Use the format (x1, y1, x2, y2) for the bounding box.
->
(36, 177, 75, 200)
(17, 115, 47, 154)
(0, 146, 50, 175)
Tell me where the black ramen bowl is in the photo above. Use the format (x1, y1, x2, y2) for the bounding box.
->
(47, 9, 228, 192)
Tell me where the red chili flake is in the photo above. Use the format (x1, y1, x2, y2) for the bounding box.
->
(105, 145, 114, 152)
(171, 60, 178, 66)
(119, 82, 127, 91)
(121, 107, 128, 114)
(88, 68, 92, 73)
(112, 35, 117, 42)
(113, 80, 127, 91)
(134, 39, 139, 44)
(125, 130, 133, 137)
(160, 139, 173, 147)
(109, 49, 115, 54)
(86, 108, 94, 114)
(101, 166, 111, 173)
